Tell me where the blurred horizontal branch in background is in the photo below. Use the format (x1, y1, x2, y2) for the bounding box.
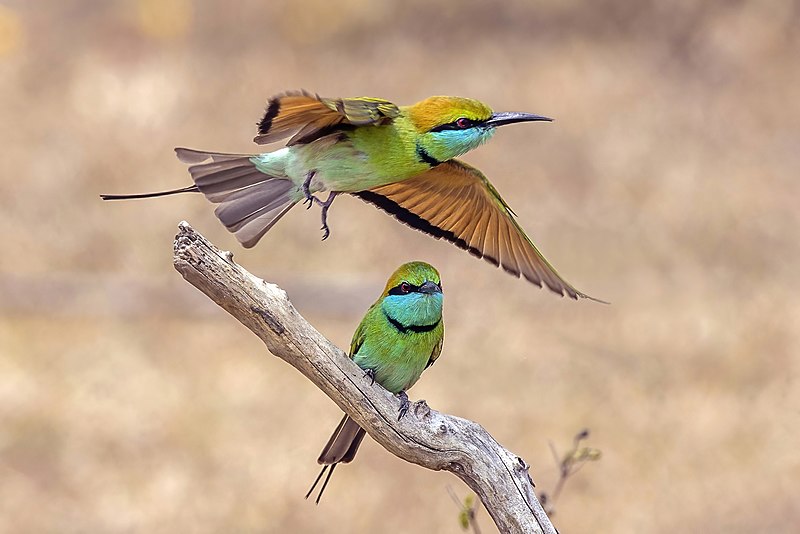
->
(0, 273, 380, 319)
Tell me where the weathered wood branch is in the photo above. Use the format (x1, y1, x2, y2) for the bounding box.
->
(172, 222, 556, 534)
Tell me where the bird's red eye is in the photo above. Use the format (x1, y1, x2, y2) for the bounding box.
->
(400, 282, 411, 293)
(456, 118, 471, 129)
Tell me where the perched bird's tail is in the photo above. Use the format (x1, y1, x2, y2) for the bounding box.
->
(305, 414, 367, 504)
(101, 148, 298, 248)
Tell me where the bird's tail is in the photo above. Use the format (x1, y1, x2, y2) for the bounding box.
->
(100, 184, 200, 200)
(101, 148, 298, 248)
(305, 414, 367, 504)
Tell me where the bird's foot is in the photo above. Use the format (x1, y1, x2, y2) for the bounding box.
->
(319, 192, 339, 241)
(300, 171, 338, 239)
(396, 391, 410, 421)
(363, 368, 376, 386)
(302, 171, 320, 209)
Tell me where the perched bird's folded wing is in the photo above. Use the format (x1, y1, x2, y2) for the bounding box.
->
(425, 336, 444, 370)
(354, 159, 602, 301)
(254, 91, 400, 146)
(348, 311, 369, 358)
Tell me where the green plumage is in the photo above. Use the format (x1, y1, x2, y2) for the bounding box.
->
(101, 90, 601, 301)
(256, 94, 495, 195)
(306, 261, 444, 503)
(350, 311, 440, 393)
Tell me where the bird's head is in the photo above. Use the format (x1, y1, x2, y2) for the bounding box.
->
(380, 261, 443, 327)
(407, 96, 552, 163)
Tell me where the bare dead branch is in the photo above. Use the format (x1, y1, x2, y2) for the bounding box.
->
(172, 221, 556, 534)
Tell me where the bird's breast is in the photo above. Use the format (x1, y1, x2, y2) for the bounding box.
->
(352, 318, 441, 393)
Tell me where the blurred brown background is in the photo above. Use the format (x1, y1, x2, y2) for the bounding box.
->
(2, 1, 799, 532)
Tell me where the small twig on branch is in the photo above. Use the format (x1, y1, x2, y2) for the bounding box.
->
(539, 429, 602, 516)
(448, 486, 483, 534)
(171, 222, 557, 534)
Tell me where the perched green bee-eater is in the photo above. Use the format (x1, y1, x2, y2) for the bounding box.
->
(305, 261, 444, 504)
(102, 91, 598, 300)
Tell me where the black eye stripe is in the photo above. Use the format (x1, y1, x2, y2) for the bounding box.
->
(429, 118, 483, 132)
(388, 282, 418, 295)
(387, 281, 442, 295)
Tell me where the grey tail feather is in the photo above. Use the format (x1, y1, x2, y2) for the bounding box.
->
(306, 415, 366, 503)
(318, 415, 366, 465)
(176, 147, 298, 248)
(175, 147, 251, 163)
(305, 464, 337, 505)
(100, 185, 199, 200)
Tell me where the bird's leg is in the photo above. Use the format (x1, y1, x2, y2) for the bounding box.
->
(396, 390, 410, 421)
(318, 192, 339, 241)
(363, 368, 376, 386)
(302, 171, 320, 209)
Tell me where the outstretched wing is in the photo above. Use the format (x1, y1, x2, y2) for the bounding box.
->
(254, 90, 400, 146)
(354, 159, 602, 301)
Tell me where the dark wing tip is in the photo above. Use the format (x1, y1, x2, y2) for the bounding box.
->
(257, 97, 282, 136)
(578, 292, 611, 304)
(256, 89, 317, 137)
(531, 271, 608, 303)
(562, 283, 610, 303)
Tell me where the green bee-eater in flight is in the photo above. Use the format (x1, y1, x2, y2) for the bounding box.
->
(102, 90, 599, 301)
(305, 261, 444, 504)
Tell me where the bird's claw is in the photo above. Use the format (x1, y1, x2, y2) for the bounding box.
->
(302, 191, 321, 209)
(363, 368, 376, 385)
(397, 391, 410, 421)
(302, 171, 339, 240)
(302, 171, 319, 209)
(318, 192, 339, 241)
(304, 194, 326, 209)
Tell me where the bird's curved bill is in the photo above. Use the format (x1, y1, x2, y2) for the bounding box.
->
(485, 111, 553, 127)
(418, 281, 442, 294)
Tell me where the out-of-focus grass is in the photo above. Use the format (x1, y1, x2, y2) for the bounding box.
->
(1, 1, 799, 532)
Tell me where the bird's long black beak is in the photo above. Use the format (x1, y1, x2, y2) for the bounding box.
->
(485, 111, 553, 127)
(418, 281, 442, 295)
